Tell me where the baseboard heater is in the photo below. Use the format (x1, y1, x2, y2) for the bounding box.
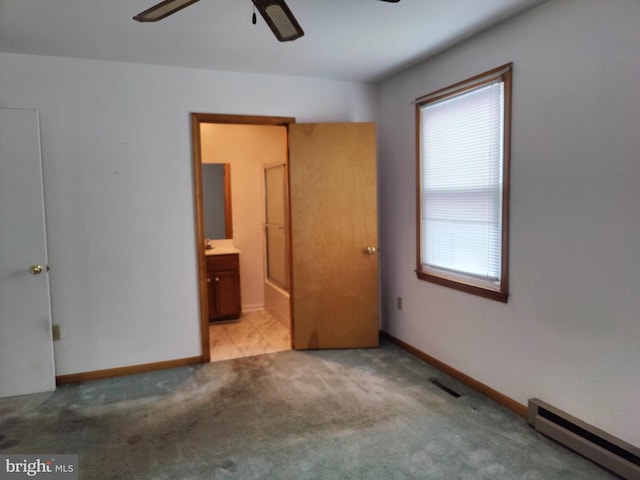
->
(527, 398, 640, 480)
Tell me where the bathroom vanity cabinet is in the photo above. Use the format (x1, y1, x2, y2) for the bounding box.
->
(206, 253, 241, 322)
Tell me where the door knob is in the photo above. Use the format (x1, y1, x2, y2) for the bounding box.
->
(365, 246, 377, 255)
(30, 265, 44, 275)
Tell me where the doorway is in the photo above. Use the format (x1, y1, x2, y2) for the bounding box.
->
(191, 113, 295, 362)
(192, 115, 380, 361)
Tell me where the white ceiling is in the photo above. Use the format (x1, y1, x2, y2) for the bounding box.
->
(0, 0, 547, 83)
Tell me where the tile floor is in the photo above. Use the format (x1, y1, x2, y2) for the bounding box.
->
(209, 310, 291, 362)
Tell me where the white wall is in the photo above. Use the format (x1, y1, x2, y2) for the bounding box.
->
(379, 0, 640, 447)
(0, 52, 378, 376)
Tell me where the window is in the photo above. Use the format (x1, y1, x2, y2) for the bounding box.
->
(415, 64, 512, 302)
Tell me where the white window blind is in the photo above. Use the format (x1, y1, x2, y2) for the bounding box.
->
(419, 81, 504, 283)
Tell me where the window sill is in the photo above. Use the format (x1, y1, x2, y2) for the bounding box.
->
(415, 269, 508, 303)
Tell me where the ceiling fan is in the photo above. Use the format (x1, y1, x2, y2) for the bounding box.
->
(133, 0, 400, 42)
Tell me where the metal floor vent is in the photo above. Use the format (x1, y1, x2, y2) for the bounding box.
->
(429, 378, 461, 398)
(528, 398, 640, 480)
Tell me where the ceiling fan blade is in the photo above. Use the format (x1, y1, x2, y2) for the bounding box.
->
(252, 0, 304, 42)
(133, 0, 200, 22)
(378, 0, 400, 2)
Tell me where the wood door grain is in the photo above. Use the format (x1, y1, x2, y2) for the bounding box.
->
(289, 123, 378, 349)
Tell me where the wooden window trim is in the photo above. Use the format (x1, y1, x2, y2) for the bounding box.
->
(415, 63, 512, 303)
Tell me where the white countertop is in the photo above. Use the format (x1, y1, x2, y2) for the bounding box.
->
(205, 247, 241, 255)
(205, 239, 240, 255)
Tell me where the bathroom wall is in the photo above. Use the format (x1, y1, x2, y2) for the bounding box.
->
(200, 123, 287, 312)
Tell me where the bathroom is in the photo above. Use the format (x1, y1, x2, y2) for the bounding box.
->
(198, 120, 291, 361)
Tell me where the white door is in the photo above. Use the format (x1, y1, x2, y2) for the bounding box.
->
(0, 108, 56, 397)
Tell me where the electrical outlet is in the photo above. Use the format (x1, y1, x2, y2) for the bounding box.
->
(52, 324, 61, 341)
(396, 296, 403, 310)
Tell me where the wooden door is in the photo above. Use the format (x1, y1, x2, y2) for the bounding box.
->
(289, 123, 378, 349)
(0, 108, 56, 397)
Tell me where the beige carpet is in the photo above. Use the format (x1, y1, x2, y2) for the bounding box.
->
(0, 341, 619, 480)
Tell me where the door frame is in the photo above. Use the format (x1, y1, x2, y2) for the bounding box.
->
(190, 113, 295, 362)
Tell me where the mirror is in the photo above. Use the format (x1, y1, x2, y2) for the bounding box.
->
(201, 163, 232, 239)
